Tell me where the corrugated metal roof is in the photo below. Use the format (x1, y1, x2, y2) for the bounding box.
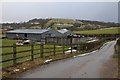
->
(57, 29, 69, 34)
(7, 29, 49, 34)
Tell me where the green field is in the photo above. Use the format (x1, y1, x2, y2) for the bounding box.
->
(74, 27, 120, 34)
(1, 39, 69, 68)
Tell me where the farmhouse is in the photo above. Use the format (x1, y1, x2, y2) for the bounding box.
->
(6, 29, 63, 41)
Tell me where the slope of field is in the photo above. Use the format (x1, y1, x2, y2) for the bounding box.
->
(74, 27, 120, 34)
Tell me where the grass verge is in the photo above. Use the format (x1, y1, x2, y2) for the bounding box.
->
(113, 38, 120, 78)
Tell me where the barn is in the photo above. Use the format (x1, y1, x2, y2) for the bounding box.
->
(6, 29, 63, 42)
(57, 29, 74, 37)
(45, 29, 75, 44)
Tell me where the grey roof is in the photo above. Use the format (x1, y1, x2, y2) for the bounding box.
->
(57, 29, 69, 34)
(7, 29, 49, 34)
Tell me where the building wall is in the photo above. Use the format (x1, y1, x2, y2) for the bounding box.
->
(6, 29, 63, 42)
(45, 37, 71, 45)
(72, 37, 87, 43)
(27, 34, 42, 41)
(41, 29, 63, 42)
(64, 30, 74, 36)
(6, 33, 25, 39)
(6, 29, 76, 44)
(47, 29, 63, 37)
(6, 33, 15, 39)
(6, 33, 43, 41)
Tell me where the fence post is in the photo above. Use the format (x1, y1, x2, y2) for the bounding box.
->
(82, 43, 84, 51)
(53, 43, 56, 56)
(81, 43, 84, 51)
(31, 43, 34, 61)
(77, 43, 79, 53)
(63, 38, 65, 54)
(40, 43, 44, 58)
(70, 37, 73, 54)
(86, 44, 88, 50)
(13, 44, 16, 65)
(79, 43, 81, 53)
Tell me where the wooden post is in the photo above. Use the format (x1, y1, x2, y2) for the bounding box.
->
(13, 44, 16, 65)
(71, 37, 73, 54)
(82, 43, 84, 51)
(83, 43, 85, 50)
(76, 37, 78, 53)
(57, 37, 58, 44)
(77, 43, 79, 53)
(31, 43, 34, 61)
(79, 43, 81, 53)
(63, 38, 65, 54)
(40, 43, 44, 58)
(53, 43, 56, 56)
(86, 43, 88, 50)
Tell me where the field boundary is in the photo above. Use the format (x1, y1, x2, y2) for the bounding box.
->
(1, 38, 116, 78)
(1, 37, 116, 68)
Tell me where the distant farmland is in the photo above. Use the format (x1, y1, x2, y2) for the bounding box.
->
(74, 27, 120, 34)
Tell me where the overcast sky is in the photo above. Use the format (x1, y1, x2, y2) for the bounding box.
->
(1, 2, 119, 23)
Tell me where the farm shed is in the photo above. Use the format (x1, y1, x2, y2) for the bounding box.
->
(6, 29, 63, 41)
(46, 29, 75, 44)
(57, 29, 74, 37)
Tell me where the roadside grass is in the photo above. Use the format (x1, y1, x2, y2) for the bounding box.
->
(74, 27, 120, 34)
(116, 45, 120, 78)
(113, 38, 120, 78)
(118, 45, 120, 78)
(115, 45, 120, 78)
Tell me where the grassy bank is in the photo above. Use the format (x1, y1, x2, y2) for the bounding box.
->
(74, 27, 120, 34)
(114, 38, 120, 78)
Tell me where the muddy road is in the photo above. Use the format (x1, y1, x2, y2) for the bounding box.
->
(17, 41, 117, 78)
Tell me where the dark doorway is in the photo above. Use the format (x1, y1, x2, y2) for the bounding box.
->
(25, 33, 27, 37)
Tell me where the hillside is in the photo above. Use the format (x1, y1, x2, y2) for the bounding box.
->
(45, 18, 83, 30)
(2, 18, 120, 31)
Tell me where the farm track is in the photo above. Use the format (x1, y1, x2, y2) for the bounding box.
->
(16, 41, 118, 78)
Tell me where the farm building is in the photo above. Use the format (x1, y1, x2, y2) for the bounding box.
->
(6, 29, 86, 44)
(6, 29, 63, 42)
(57, 29, 74, 37)
(45, 29, 75, 44)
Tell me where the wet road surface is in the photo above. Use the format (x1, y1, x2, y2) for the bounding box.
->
(18, 41, 117, 78)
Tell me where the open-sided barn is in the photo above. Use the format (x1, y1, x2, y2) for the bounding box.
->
(6, 29, 80, 44)
(6, 29, 63, 41)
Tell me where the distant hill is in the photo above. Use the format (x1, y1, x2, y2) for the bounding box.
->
(45, 18, 83, 30)
(2, 18, 120, 31)
(78, 20, 119, 28)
